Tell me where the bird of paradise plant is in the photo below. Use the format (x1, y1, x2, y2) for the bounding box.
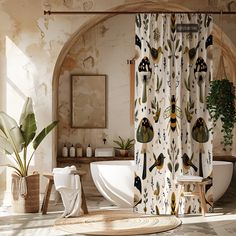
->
(0, 97, 58, 177)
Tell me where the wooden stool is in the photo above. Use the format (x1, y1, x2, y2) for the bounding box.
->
(41, 170, 88, 215)
(175, 177, 212, 216)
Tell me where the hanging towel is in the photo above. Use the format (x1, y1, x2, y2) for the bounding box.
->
(53, 166, 82, 218)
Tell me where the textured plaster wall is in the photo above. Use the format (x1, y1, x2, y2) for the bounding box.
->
(58, 14, 135, 154)
(0, 0, 236, 203)
(0, 0, 129, 203)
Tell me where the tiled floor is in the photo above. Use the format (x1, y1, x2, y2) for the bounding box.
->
(1, 180, 236, 236)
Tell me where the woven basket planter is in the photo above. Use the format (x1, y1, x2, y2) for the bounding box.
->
(11, 173, 39, 213)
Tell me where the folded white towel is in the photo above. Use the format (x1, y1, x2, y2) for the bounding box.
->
(176, 175, 203, 182)
(53, 166, 77, 190)
(53, 166, 82, 217)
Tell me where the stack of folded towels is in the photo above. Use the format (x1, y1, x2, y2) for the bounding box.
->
(53, 166, 82, 218)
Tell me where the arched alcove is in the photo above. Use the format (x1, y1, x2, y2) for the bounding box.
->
(52, 1, 236, 166)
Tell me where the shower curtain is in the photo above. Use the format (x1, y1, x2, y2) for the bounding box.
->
(134, 13, 213, 215)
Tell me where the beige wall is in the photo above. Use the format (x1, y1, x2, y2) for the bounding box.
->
(58, 14, 135, 155)
(1, 0, 236, 204)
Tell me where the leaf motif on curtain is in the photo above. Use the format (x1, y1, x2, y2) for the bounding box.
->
(171, 192, 176, 215)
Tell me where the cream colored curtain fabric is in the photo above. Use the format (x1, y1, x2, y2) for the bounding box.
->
(134, 13, 213, 214)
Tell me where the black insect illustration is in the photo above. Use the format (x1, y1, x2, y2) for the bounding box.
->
(164, 95, 182, 133)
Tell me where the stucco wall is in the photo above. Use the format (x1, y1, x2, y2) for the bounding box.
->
(1, 0, 236, 204)
(58, 14, 135, 154)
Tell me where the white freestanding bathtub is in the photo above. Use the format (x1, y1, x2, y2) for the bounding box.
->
(90, 160, 233, 207)
(213, 161, 233, 201)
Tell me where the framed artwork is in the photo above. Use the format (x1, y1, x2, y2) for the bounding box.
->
(71, 74, 106, 128)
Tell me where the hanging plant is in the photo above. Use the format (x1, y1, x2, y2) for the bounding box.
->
(206, 79, 236, 149)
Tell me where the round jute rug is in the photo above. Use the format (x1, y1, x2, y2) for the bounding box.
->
(54, 210, 182, 235)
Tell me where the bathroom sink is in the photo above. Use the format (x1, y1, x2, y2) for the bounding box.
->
(95, 147, 114, 157)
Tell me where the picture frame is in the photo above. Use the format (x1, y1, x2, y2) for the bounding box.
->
(71, 74, 106, 128)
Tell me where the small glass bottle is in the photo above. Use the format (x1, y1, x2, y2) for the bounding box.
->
(86, 144, 92, 157)
(62, 144, 68, 157)
(69, 144, 76, 157)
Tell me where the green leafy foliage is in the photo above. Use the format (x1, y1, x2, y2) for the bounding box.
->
(113, 136, 134, 150)
(206, 79, 236, 149)
(0, 97, 58, 176)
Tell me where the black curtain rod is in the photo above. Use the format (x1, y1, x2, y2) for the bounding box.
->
(44, 10, 236, 15)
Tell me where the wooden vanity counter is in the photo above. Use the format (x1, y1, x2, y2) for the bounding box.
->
(57, 156, 134, 197)
(213, 155, 236, 163)
(57, 156, 134, 164)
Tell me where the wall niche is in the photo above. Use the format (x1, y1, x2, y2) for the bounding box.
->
(57, 14, 135, 156)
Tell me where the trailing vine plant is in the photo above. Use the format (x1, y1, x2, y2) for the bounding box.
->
(206, 79, 236, 150)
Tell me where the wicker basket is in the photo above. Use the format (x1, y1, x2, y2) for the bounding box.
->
(11, 173, 39, 213)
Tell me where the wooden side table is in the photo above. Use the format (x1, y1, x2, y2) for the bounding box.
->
(175, 178, 212, 216)
(41, 170, 88, 215)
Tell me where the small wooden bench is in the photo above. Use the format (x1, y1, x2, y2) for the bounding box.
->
(175, 178, 212, 216)
(41, 170, 88, 215)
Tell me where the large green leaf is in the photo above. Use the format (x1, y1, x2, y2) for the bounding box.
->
(33, 121, 58, 150)
(21, 113, 37, 147)
(0, 129, 13, 154)
(0, 112, 24, 153)
(19, 97, 34, 125)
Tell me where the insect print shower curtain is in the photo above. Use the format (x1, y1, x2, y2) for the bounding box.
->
(134, 13, 213, 215)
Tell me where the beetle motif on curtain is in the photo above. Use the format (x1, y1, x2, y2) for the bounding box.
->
(134, 13, 213, 215)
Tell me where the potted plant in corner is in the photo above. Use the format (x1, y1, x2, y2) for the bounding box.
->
(113, 136, 134, 157)
(0, 97, 58, 213)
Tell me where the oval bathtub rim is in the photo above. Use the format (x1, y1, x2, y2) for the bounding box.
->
(90, 160, 135, 166)
(213, 160, 233, 166)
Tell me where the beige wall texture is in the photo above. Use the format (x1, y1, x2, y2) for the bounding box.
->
(58, 14, 135, 155)
(1, 0, 236, 204)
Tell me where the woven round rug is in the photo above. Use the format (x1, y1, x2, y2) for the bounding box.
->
(54, 210, 182, 235)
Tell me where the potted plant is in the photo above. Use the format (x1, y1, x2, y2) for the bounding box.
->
(113, 136, 134, 157)
(206, 79, 236, 150)
(0, 97, 58, 213)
